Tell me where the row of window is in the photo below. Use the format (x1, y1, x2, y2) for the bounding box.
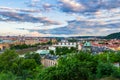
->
(44, 59, 57, 67)
(57, 42, 80, 45)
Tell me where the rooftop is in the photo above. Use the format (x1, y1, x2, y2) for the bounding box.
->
(83, 41, 92, 47)
(36, 50, 49, 55)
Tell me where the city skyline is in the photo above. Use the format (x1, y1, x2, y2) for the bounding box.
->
(0, 0, 120, 37)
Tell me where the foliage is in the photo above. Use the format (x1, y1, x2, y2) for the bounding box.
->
(25, 52, 41, 65)
(10, 44, 34, 50)
(68, 38, 77, 42)
(56, 47, 77, 55)
(96, 62, 115, 78)
(38, 58, 92, 80)
(49, 50, 55, 55)
(105, 32, 120, 39)
(0, 49, 18, 72)
(40, 41, 52, 45)
(0, 72, 17, 80)
(0, 50, 120, 80)
(95, 51, 119, 63)
(0, 50, 41, 80)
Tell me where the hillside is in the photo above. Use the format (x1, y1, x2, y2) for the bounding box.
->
(105, 32, 120, 39)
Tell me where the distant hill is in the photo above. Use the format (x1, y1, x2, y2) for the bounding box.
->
(69, 36, 104, 39)
(105, 32, 120, 39)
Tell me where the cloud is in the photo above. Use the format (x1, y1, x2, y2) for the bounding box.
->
(29, 17, 120, 36)
(59, 0, 85, 12)
(58, 0, 120, 13)
(28, 31, 51, 37)
(0, 6, 40, 13)
(0, 10, 61, 26)
(1, 0, 120, 37)
(42, 3, 53, 11)
(27, 0, 41, 7)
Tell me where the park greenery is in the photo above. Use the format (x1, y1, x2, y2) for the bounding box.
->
(10, 44, 36, 50)
(105, 32, 120, 39)
(10, 41, 53, 50)
(0, 49, 120, 80)
(68, 38, 78, 42)
(50, 47, 77, 55)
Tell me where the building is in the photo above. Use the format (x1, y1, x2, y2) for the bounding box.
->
(54, 42, 81, 49)
(0, 43, 10, 51)
(48, 46, 56, 53)
(36, 50, 50, 55)
(78, 44, 82, 50)
(51, 38, 57, 44)
(41, 54, 58, 67)
(25, 39, 40, 45)
(82, 41, 92, 52)
(0, 40, 13, 50)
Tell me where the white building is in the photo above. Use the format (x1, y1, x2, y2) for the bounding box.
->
(53, 42, 81, 49)
(48, 46, 56, 52)
(54, 42, 76, 48)
(78, 44, 82, 50)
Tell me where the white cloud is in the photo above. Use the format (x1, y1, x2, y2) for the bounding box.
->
(0, 6, 40, 13)
(60, 0, 85, 12)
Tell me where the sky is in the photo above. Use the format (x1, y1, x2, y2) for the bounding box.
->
(0, 0, 120, 37)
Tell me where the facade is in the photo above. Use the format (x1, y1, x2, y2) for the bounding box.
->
(0, 43, 10, 50)
(82, 41, 92, 52)
(92, 39, 120, 51)
(48, 46, 56, 52)
(82, 41, 110, 54)
(0, 40, 12, 50)
(54, 42, 81, 49)
(25, 39, 40, 45)
(41, 55, 58, 67)
(51, 38, 57, 44)
(41, 58, 57, 67)
(78, 44, 82, 50)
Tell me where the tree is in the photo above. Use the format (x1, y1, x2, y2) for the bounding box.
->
(68, 39, 77, 42)
(96, 62, 115, 78)
(116, 51, 120, 64)
(50, 50, 55, 55)
(0, 50, 41, 79)
(17, 58, 38, 80)
(0, 72, 17, 80)
(25, 52, 41, 65)
(95, 51, 119, 63)
(55, 47, 77, 55)
(0, 49, 18, 72)
(38, 52, 96, 80)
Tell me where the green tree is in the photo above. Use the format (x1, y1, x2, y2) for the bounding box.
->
(50, 50, 55, 55)
(0, 49, 18, 72)
(25, 52, 41, 65)
(96, 62, 115, 78)
(0, 72, 17, 80)
(38, 52, 96, 80)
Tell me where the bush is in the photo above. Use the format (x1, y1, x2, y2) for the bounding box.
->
(96, 62, 115, 78)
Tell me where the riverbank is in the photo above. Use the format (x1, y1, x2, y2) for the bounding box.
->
(16, 47, 38, 54)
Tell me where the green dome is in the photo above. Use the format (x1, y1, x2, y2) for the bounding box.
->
(36, 50, 49, 55)
(83, 41, 91, 47)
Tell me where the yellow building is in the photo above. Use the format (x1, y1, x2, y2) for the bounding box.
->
(0, 43, 10, 50)
(116, 47, 120, 51)
(41, 55, 58, 67)
(41, 58, 57, 67)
